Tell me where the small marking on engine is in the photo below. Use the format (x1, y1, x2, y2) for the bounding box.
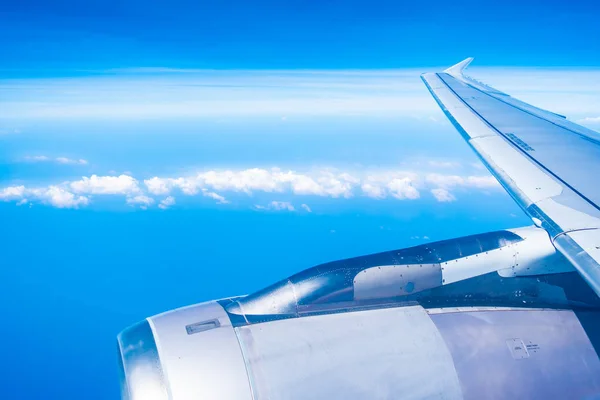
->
(506, 338, 530, 359)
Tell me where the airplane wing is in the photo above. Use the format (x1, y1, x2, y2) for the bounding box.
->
(421, 58, 600, 297)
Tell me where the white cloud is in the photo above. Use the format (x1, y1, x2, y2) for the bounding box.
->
(426, 173, 499, 189)
(0, 186, 26, 200)
(145, 177, 172, 195)
(0, 185, 87, 208)
(431, 188, 456, 202)
(1, 175, 141, 209)
(361, 182, 386, 199)
(387, 178, 420, 200)
(272, 201, 295, 211)
(301, 203, 312, 212)
(203, 168, 280, 193)
(202, 190, 229, 204)
(70, 175, 140, 195)
(0, 167, 501, 209)
(39, 186, 89, 208)
(2, 186, 90, 208)
(359, 171, 422, 200)
(158, 196, 176, 210)
(126, 195, 154, 209)
(144, 168, 357, 199)
(24, 155, 88, 165)
(255, 201, 296, 212)
(56, 157, 88, 165)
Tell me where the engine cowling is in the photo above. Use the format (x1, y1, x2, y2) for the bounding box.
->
(117, 226, 600, 400)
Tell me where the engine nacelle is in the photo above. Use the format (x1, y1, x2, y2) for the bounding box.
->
(118, 226, 600, 400)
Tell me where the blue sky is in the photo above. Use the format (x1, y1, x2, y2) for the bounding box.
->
(2, 0, 600, 73)
(1, 1, 600, 399)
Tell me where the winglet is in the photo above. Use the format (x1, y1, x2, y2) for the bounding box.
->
(444, 57, 474, 76)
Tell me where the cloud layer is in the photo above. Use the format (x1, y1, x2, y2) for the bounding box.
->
(0, 166, 500, 210)
(2, 68, 599, 121)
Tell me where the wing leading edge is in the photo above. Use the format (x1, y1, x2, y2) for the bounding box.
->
(422, 58, 600, 297)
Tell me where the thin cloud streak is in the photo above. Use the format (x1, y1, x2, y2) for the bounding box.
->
(2, 68, 599, 121)
(23, 155, 88, 165)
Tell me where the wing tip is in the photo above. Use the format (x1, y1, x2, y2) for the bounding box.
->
(444, 57, 474, 76)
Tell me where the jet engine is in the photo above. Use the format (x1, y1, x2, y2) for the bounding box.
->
(117, 226, 600, 399)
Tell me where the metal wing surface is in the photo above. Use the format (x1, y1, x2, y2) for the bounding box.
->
(421, 58, 600, 296)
